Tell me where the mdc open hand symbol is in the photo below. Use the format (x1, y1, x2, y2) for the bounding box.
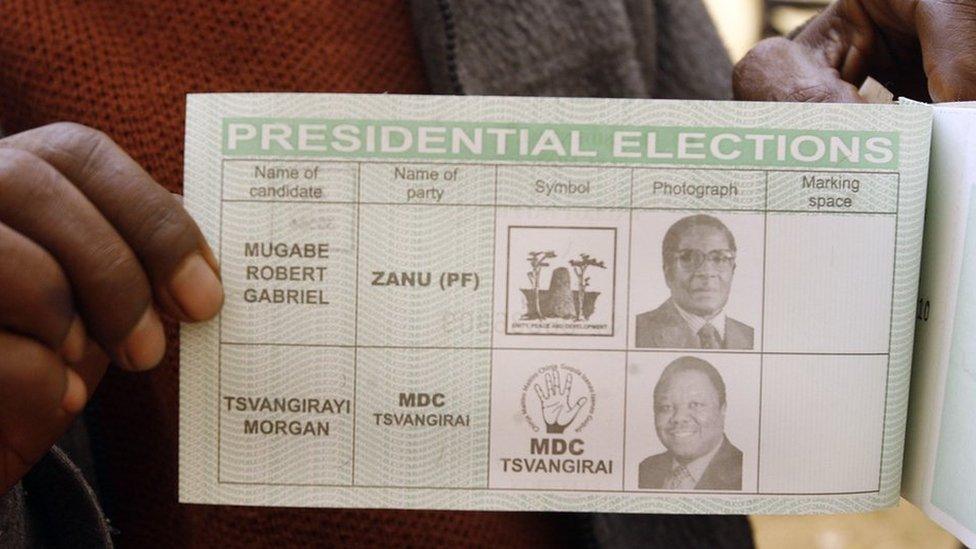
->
(533, 370, 588, 434)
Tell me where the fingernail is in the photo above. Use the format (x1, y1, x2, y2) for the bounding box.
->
(122, 307, 166, 371)
(170, 253, 224, 321)
(61, 317, 86, 363)
(61, 367, 88, 414)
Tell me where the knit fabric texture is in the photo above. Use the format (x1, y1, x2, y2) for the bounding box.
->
(0, 2, 579, 547)
(411, 0, 733, 99)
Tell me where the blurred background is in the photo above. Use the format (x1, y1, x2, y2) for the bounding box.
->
(701, 1, 964, 547)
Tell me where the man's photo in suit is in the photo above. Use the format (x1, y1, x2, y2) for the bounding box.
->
(638, 356, 742, 491)
(635, 214, 754, 349)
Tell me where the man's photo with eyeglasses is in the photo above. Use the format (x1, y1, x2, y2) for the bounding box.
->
(635, 214, 754, 349)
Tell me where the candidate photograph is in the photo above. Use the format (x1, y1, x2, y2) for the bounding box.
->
(638, 356, 742, 491)
(635, 213, 754, 349)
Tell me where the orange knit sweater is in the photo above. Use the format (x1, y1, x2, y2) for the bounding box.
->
(0, 2, 576, 547)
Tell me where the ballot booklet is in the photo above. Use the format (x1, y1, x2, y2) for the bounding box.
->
(178, 93, 974, 543)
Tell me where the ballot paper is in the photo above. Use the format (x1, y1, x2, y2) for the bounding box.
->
(902, 104, 976, 547)
(179, 93, 936, 516)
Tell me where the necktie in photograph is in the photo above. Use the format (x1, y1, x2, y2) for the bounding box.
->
(699, 323, 721, 349)
(664, 464, 696, 490)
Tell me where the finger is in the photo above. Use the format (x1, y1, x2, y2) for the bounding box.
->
(733, 36, 866, 103)
(69, 339, 110, 402)
(811, 0, 976, 101)
(915, 0, 976, 101)
(736, 0, 976, 103)
(546, 372, 556, 398)
(0, 221, 84, 360)
(0, 123, 222, 322)
(563, 373, 573, 398)
(790, 1, 933, 100)
(0, 331, 86, 493)
(533, 383, 546, 402)
(0, 147, 164, 370)
(790, 1, 881, 84)
(734, 0, 889, 102)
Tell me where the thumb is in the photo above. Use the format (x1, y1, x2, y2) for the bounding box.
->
(735, 0, 885, 103)
(734, 37, 866, 103)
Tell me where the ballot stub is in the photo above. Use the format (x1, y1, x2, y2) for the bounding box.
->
(180, 93, 931, 514)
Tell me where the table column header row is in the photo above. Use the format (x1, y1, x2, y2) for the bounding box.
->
(221, 160, 897, 213)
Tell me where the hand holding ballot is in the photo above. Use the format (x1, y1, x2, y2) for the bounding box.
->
(0, 123, 223, 493)
(734, 0, 976, 103)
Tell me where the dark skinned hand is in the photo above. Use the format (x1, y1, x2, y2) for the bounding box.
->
(734, 0, 976, 103)
(0, 123, 223, 494)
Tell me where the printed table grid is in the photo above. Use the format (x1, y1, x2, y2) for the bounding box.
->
(215, 158, 899, 496)
(758, 171, 768, 492)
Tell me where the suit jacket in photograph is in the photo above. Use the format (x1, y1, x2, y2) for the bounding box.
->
(637, 436, 743, 490)
(634, 299, 754, 349)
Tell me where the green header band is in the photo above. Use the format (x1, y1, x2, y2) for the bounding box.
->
(222, 118, 899, 170)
